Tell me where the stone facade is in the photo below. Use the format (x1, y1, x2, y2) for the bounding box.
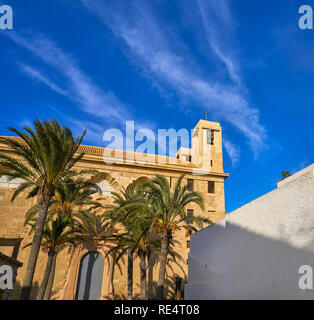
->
(0, 119, 228, 299)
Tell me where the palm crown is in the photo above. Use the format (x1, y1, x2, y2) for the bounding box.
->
(0, 119, 86, 201)
(143, 174, 210, 235)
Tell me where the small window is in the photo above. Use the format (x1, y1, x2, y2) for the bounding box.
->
(187, 240, 190, 248)
(187, 179, 194, 191)
(187, 209, 194, 225)
(169, 177, 172, 188)
(184, 154, 191, 162)
(206, 129, 214, 145)
(208, 181, 215, 193)
(177, 154, 179, 159)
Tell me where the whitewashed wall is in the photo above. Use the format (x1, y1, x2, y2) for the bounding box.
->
(185, 164, 314, 299)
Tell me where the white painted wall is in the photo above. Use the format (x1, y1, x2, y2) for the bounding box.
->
(185, 164, 314, 299)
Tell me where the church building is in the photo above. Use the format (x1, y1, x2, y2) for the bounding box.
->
(0, 119, 228, 299)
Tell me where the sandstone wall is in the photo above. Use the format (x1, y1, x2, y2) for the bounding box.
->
(0, 155, 226, 299)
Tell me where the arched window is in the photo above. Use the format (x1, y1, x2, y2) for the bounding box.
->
(96, 179, 114, 196)
(0, 176, 24, 188)
(126, 176, 149, 192)
(75, 252, 104, 300)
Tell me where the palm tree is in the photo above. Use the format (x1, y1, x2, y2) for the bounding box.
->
(0, 119, 86, 299)
(280, 171, 292, 181)
(74, 210, 117, 242)
(43, 252, 57, 300)
(130, 212, 156, 300)
(109, 203, 156, 300)
(24, 172, 102, 226)
(106, 186, 146, 300)
(23, 174, 101, 299)
(73, 210, 120, 295)
(143, 174, 210, 299)
(25, 213, 76, 300)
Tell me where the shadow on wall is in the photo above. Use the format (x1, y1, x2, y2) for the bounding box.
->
(187, 222, 314, 300)
(11, 242, 187, 300)
(146, 237, 186, 300)
(11, 281, 40, 300)
(108, 237, 186, 300)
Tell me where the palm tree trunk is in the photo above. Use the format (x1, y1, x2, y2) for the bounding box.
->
(37, 250, 55, 300)
(139, 250, 147, 300)
(44, 252, 57, 300)
(20, 190, 53, 300)
(156, 232, 168, 300)
(175, 276, 182, 300)
(127, 247, 133, 300)
(109, 251, 116, 296)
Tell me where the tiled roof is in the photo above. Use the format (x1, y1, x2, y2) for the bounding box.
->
(0, 136, 104, 156)
(77, 144, 105, 156)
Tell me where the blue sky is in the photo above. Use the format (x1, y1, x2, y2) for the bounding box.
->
(0, 0, 313, 212)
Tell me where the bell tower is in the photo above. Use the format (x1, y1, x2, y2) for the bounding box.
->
(191, 120, 224, 174)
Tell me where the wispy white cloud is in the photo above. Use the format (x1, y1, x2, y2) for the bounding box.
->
(18, 63, 68, 96)
(6, 31, 130, 126)
(196, 0, 242, 86)
(223, 138, 240, 166)
(81, 0, 267, 160)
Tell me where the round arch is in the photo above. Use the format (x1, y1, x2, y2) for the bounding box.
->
(126, 176, 150, 192)
(90, 172, 120, 196)
(75, 251, 104, 300)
